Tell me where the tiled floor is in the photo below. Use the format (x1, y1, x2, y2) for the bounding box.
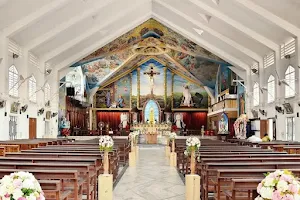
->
(113, 145, 185, 200)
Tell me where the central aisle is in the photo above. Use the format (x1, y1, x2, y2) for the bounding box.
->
(113, 145, 185, 200)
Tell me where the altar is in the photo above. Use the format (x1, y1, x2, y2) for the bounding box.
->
(131, 123, 171, 144)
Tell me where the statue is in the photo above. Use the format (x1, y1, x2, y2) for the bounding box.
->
(117, 95, 125, 108)
(182, 85, 192, 107)
(174, 113, 185, 129)
(149, 107, 154, 124)
(201, 125, 205, 137)
(105, 91, 111, 108)
(120, 113, 128, 129)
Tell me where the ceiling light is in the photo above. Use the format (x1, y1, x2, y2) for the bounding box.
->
(193, 28, 204, 36)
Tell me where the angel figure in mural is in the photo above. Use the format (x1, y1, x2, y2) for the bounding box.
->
(181, 85, 193, 107)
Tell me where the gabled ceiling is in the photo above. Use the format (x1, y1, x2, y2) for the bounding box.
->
(1, 0, 299, 85)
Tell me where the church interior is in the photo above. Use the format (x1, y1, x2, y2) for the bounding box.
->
(0, 0, 300, 199)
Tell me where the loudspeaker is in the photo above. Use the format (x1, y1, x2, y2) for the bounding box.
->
(297, 112, 299, 118)
(4, 112, 7, 116)
(66, 87, 75, 96)
(27, 115, 29, 119)
(229, 86, 237, 94)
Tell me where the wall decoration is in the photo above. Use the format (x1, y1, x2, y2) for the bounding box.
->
(139, 59, 165, 108)
(131, 70, 138, 108)
(114, 74, 131, 108)
(46, 111, 51, 120)
(237, 83, 245, 116)
(218, 113, 229, 134)
(173, 75, 208, 109)
(143, 100, 160, 123)
(218, 65, 232, 93)
(10, 102, 20, 114)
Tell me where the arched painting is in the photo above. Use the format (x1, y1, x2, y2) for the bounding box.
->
(143, 100, 160, 123)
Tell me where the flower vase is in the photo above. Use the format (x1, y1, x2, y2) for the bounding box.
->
(190, 150, 196, 174)
(104, 151, 109, 174)
(172, 139, 175, 153)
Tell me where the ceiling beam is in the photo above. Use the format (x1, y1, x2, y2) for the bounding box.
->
(2, 0, 72, 37)
(26, 0, 115, 51)
(188, 0, 279, 51)
(56, 13, 152, 75)
(42, 0, 146, 62)
(152, 13, 250, 70)
(155, 0, 261, 63)
(233, 0, 300, 37)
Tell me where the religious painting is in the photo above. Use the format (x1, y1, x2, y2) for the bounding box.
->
(131, 70, 138, 109)
(45, 111, 51, 120)
(139, 59, 165, 108)
(10, 102, 20, 114)
(218, 113, 229, 134)
(237, 83, 245, 116)
(166, 69, 173, 109)
(218, 65, 232, 93)
(95, 89, 111, 108)
(173, 75, 208, 109)
(143, 100, 160, 123)
(114, 74, 131, 108)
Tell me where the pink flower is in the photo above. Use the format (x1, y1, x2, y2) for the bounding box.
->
(288, 184, 299, 194)
(4, 193, 10, 198)
(272, 190, 282, 200)
(257, 183, 263, 193)
(18, 197, 27, 200)
(280, 174, 293, 183)
(282, 194, 294, 200)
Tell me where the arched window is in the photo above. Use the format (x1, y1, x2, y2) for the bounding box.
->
(8, 65, 19, 97)
(28, 76, 37, 102)
(44, 83, 50, 102)
(267, 75, 275, 103)
(285, 65, 295, 98)
(253, 82, 259, 106)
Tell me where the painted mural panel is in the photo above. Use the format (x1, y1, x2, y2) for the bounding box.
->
(237, 83, 246, 116)
(114, 74, 131, 109)
(169, 50, 219, 90)
(218, 65, 232, 93)
(173, 75, 208, 109)
(131, 70, 138, 108)
(139, 59, 165, 108)
(166, 69, 172, 109)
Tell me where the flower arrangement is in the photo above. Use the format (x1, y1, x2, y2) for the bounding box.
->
(186, 137, 201, 152)
(169, 132, 177, 140)
(0, 171, 45, 200)
(129, 131, 139, 142)
(255, 170, 300, 200)
(99, 135, 114, 151)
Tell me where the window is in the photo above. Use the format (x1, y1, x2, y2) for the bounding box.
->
(267, 75, 275, 103)
(281, 38, 296, 59)
(8, 65, 19, 97)
(285, 65, 295, 98)
(28, 76, 37, 102)
(263, 52, 275, 68)
(253, 82, 260, 106)
(44, 83, 50, 102)
(286, 117, 295, 141)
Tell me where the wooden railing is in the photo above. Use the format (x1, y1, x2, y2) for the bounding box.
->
(208, 99, 237, 113)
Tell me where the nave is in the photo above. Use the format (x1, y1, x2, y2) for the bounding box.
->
(114, 145, 185, 200)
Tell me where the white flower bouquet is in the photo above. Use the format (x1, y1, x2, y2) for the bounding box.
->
(0, 171, 45, 200)
(169, 132, 177, 140)
(186, 137, 201, 152)
(99, 135, 114, 151)
(129, 131, 139, 140)
(255, 170, 300, 200)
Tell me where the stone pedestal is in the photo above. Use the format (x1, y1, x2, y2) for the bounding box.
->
(98, 174, 113, 200)
(169, 152, 177, 167)
(185, 174, 200, 200)
(165, 146, 170, 157)
(129, 152, 136, 167)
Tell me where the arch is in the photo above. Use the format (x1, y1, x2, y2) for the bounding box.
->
(253, 82, 259, 106)
(142, 99, 161, 123)
(29, 75, 37, 102)
(8, 65, 19, 97)
(285, 65, 295, 98)
(267, 75, 275, 103)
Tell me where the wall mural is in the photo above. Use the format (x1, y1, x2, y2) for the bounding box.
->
(237, 83, 246, 116)
(218, 65, 232, 93)
(131, 70, 138, 108)
(139, 59, 165, 108)
(173, 75, 208, 109)
(166, 69, 172, 109)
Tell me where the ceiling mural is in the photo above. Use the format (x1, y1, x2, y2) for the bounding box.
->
(71, 18, 232, 100)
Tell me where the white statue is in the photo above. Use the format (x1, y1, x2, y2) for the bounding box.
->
(120, 113, 128, 129)
(175, 113, 185, 129)
(182, 85, 192, 107)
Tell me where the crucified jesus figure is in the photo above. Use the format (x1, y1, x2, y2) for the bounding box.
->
(144, 64, 160, 97)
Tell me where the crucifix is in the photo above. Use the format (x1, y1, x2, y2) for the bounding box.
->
(144, 64, 160, 97)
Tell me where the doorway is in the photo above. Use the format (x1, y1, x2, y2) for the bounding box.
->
(29, 118, 37, 139)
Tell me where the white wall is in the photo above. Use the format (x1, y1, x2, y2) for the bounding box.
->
(247, 38, 300, 141)
(0, 38, 58, 140)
